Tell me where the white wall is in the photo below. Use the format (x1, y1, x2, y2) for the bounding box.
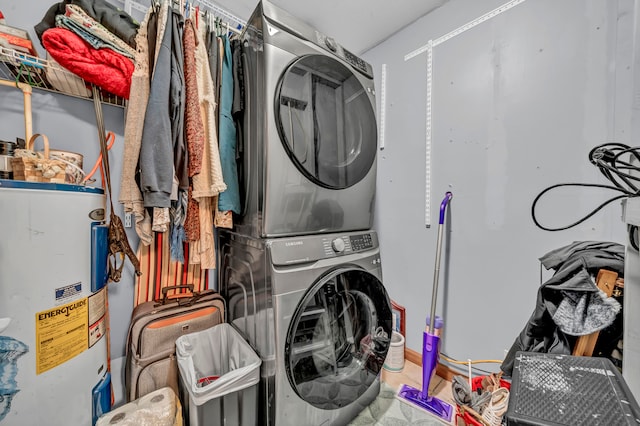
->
(363, 0, 635, 371)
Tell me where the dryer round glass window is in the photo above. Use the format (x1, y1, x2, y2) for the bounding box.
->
(284, 268, 392, 410)
(276, 55, 377, 189)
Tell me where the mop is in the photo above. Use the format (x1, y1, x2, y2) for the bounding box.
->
(397, 191, 454, 423)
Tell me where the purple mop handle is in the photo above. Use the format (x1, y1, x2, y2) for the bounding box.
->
(417, 192, 453, 402)
(439, 192, 453, 225)
(429, 191, 452, 333)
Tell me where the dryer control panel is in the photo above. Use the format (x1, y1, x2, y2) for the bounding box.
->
(315, 31, 373, 79)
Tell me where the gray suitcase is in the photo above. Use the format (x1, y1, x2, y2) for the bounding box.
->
(125, 285, 225, 401)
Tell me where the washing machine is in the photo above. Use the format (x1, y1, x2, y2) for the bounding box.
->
(219, 230, 392, 425)
(237, 0, 379, 238)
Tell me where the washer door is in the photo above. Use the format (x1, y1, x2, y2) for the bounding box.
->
(285, 268, 392, 410)
(276, 55, 377, 189)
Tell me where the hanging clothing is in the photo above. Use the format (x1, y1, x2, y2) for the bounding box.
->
(190, 22, 227, 269)
(183, 19, 205, 178)
(182, 18, 204, 242)
(168, 9, 187, 261)
(231, 38, 245, 120)
(193, 23, 226, 200)
(190, 196, 215, 267)
(118, 5, 154, 245)
(205, 27, 220, 132)
(146, 7, 159, 73)
(217, 35, 241, 214)
(170, 11, 187, 192)
(184, 186, 200, 241)
(139, 3, 174, 209)
(216, 36, 224, 130)
(152, 208, 171, 232)
(151, 6, 185, 234)
(231, 38, 245, 210)
(170, 192, 188, 261)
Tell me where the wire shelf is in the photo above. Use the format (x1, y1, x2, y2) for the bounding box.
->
(0, 46, 126, 107)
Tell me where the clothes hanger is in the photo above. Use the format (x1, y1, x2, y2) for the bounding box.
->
(202, 9, 209, 32)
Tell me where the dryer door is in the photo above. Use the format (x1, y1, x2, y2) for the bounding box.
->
(284, 268, 392, 410)
(275, 54, 377, 189)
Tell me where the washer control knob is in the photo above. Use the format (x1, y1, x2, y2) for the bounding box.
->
(325, 36, 337, 52)
(331, 238, 345, 253)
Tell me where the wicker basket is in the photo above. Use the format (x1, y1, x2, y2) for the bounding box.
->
(12, 133, 67, 183)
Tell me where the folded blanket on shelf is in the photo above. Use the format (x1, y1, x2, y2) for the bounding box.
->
(42, 27, 133, 99)
(35, 0, 139, 49)
(55, 4, 136, 59)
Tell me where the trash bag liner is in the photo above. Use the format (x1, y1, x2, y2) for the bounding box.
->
(176, 323, 261, 406)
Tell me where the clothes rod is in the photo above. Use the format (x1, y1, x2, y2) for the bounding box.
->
(186, 5, 243, 35)
(118, 0, 246, 30)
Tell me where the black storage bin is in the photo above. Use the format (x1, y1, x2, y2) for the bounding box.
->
(506, 352, 640, 425)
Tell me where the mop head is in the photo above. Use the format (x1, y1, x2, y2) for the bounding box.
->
(396, 384, 454, 424)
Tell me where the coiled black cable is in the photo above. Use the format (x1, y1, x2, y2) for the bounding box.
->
(532, 143, 640, 231)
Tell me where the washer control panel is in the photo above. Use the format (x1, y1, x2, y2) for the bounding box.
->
(349, 233, 374, 251)
(270, 231, 378, 265)
(322, 233, 375, 257)
(331, 237, 346, 253)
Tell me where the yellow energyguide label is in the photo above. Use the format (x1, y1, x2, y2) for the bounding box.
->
(35, 298, 89, 375)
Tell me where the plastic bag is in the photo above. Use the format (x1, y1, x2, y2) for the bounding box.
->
(176, 323, 261, 406)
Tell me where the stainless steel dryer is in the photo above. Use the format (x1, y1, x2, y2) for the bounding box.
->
(237, 1, 378, 238)
(219, 230, 392, 426)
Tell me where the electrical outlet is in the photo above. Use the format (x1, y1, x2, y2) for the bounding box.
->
(124, 212, 132, 228)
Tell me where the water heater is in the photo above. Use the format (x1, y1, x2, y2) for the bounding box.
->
(0, 180, 111, 425)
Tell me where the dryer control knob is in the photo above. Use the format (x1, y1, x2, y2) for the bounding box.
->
(331, 238, 345, 253)
(325, 36, 337, 52)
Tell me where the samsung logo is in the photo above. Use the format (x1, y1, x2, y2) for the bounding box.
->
(285, 241, 304, 247)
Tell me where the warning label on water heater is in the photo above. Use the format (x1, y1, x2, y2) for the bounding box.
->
(35, 298, 89, 375)
(88, 288, 107, 348)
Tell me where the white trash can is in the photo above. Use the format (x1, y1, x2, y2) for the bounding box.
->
(176, 323, 262, 426)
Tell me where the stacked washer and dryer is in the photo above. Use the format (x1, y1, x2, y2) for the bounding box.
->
(219, 2, 392, 425)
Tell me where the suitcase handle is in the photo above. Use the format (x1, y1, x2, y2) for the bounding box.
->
(159, 285, 196, 305)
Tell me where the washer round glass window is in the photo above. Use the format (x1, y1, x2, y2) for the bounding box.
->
(276, 55, 377, 189)
(284, 268, 392, 410)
